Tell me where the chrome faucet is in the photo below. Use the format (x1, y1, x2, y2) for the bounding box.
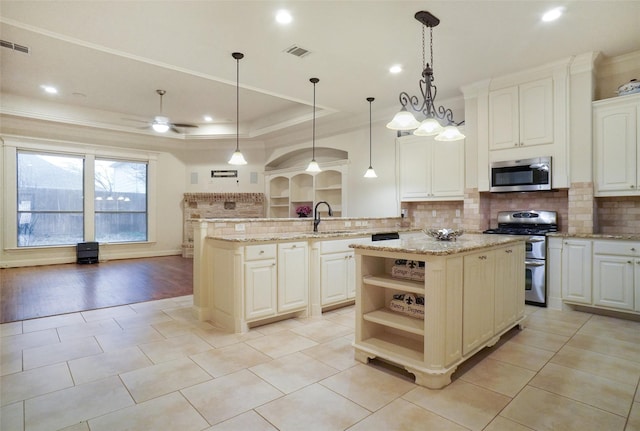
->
(313, 201, 333, 232)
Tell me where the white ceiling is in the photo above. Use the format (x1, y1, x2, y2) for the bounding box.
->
(1, 1, 639, 150)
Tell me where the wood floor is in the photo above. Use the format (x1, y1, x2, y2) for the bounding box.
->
(0, 256, 193, 323)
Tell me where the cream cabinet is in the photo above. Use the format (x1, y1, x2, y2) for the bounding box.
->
(555, 237, 640, 315)
(277, 241, 309, 313)
(397, 134, 465, 201)
(266, 164, 346, 217)
(462, 250, 495, 355)
(561, 238, 592, 304)
(593, 93, 640, 196)
(593, 241, 640, 311)
(244, 244, 277, 320)
(312, 237, 368, 312)
(208, 239, 309, 332)
(489, 78, 553, 150)
(495, 244, 525, 333)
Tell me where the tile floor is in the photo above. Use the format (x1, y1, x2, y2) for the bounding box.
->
(1, 297, 639, 431)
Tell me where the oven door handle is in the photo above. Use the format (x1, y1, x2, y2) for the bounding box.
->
(525, 260, 546, 267)
(527, 237, 546, 243)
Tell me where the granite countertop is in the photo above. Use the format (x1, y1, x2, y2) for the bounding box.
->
(207, 227, 415, 243)
(548, 233, 640, 241)
(349, 232, 524, 256)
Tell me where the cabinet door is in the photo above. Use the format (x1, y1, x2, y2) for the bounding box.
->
(431, 139, 465, 198)
(594, 103, 638, 194)
(398, 138, 431, 200)
(593, 254, 634, 310)
(463, 250, 495, 355)
(519, 78, 553, 146)
(321, 252, 350, 306)
(561, 239, 592, 304)
(278, 242, 308, 313)
(489, 86, 519, 150)
(494, 245, 524, 333)
(244, 259, 277, 320)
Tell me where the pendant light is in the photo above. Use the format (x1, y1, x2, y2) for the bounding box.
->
(305, 77, 321, 173)
(386, 11, 465, 141)
(228, 52, 247, 165)
(364, 97, 377, 178)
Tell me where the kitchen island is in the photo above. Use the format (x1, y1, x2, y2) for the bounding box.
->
(350, 232, 525, 389)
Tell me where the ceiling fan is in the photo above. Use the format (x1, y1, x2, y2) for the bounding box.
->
(147, 89, 198, 133)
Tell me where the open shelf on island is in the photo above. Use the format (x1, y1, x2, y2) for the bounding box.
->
(363, 274, 424, 294)
(363, 309, 424, 335)
(359, 331, 424, 364)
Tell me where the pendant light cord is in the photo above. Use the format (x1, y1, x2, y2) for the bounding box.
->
(368, 98, 373, 167)
(312, 80, 316, 160)
(236, 55, 240, 152)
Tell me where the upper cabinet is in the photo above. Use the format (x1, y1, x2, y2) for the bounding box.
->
(266, 163, 347, 217)
(593, 93, 640, 196)
(489, 78, 554, 150)
(464, 56, 572, 191)
(397, 134, 465, 201)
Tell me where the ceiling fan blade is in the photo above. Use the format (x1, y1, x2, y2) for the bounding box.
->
(171, 123, 199, 128)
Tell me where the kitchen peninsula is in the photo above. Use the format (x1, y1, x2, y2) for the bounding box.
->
(190, 217, 410, 333)
(351, 233, 525, 388)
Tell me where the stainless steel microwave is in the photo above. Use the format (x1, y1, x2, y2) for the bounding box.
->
(490, 157, 551, 192)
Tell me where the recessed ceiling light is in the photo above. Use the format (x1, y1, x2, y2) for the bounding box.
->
(276, 10, 292, 24)
(40, 85, 58, 94)
(203, 115, 213, 122)
(542, 7, 564, 22)
(389, 65, 402, 74)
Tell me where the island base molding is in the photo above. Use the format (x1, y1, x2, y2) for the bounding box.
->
(354, 317, 525, 389)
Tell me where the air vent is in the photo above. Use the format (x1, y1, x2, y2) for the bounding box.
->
(284, 45, 310, 58)
(1, 39, 30, 54)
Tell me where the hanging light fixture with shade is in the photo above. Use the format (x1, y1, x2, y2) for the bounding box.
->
(364, 97, 377, 178)
(305, 77, 322, 173)
(228, 52, 247, 165)
(386, 11, 465, 141)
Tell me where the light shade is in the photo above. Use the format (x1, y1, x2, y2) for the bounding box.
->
(364, 167, 377, 178)
(386, 108, 420, 130)
(228, 150, 247, 165)
(434, 125, 466, 141)
(305, 159, 321, 172)
(152, 116, 170, 133)
(413, 118, 444, 136)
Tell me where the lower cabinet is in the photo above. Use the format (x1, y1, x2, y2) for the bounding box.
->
(462, 244, 523, 356)
(320, 252, 355, 306)
(463, 250, 495, 355)
(593, 241, 640, 312)
(557, 237, 640, 315)
(278, 241, 309, 313)
(211, 240, 309, 332)
(561, 239, 592, 304)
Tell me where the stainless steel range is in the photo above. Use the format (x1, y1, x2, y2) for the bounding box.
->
(483, 210, 558, 306)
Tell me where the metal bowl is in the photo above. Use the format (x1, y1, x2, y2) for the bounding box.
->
(423, 228, 464, 241)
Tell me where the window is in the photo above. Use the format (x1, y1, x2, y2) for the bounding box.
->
(17, 152, 85, 246)
(95, 159, 148, 243)
(16, 151, 149, 247)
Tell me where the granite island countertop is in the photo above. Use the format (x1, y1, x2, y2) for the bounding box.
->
(206, 227, 416, 243)
(349, 232, 524, 256)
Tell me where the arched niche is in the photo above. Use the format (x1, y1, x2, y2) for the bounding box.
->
(265, 147, 348, 171)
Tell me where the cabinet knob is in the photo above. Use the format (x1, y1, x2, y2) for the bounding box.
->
(479, 255, 487, 260)
(505, 249, 512, 253)
(629, 260, 633, 264)
(631, 185, 636, 189)
(259, 250, 264, 254)
(632, 248, 636, 252)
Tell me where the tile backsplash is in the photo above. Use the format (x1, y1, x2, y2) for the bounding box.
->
(597, 196, 640, 235)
